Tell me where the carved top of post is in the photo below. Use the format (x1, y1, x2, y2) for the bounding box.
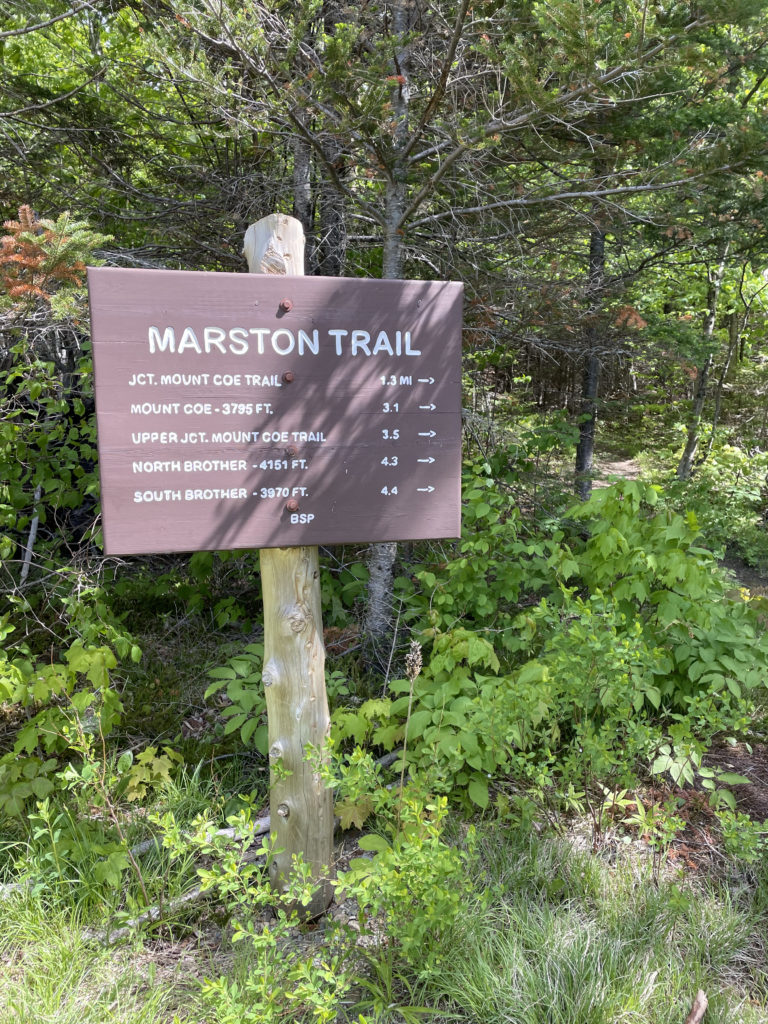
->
(243, 214, 305, 277)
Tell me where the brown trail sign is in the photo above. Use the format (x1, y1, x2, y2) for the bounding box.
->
(87, 214, 462, 917)
(88, 266, 462, 556)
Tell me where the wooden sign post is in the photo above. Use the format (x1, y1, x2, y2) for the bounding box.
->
(86, 225, 463, 918)
(244, 214, 333, 917)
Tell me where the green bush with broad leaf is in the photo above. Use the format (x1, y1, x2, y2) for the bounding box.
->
(0, 635, 124, 815)
(334, 479, 768, 811)
(655, 441, 768, 568)
(205, 642, 268, 752)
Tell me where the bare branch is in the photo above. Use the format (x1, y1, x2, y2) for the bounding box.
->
(3, 73, 102, 117)
(401, 0, 471, 160)
(409, 161, 750, 229)
(399, 17, 712, 226)
(0, 1, 102, 39)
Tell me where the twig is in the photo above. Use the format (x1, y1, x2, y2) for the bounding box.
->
(0, 1, 100, 39)
(19, 484, 41, 585)
(89, 842, 269, 944)
(85, 886, 209, 944)
(381, 601, 402, 694)
(684, 990, 708, 1024)
(128, 815, 271, 859)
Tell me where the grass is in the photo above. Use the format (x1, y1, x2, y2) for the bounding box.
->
(414, 829, 768, 1024)
(1, 774, 768, 1024)
(0, 893, 207, 1023)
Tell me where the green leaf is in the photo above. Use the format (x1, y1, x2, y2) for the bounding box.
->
(358, 833, 391, 853)
(716, 772, 751, 786)
(336, 795, 374, 831)
(240, 717, 260, 744)
(30, 777, 53, 799)
(405, 709, 433, 739)
(207, 666, 236, 680)
(468, 776, 490, 809)
(223, 714, 246, 735)
(251, 724, 269, 756)
(230, 658, 256, 678)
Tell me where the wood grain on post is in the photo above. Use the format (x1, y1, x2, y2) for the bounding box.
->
(244, 213, 333, 917)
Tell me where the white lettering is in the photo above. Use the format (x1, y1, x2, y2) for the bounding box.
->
(351, 330, 371, 356)
(133, 489, 182, 502)
(372, 330, 394, 356)
(248, 328, 270, 354)
(271, 329, 295, 355)
(177, 327, 202, 354)
(182, 459, 247, 471)
(131, 432, 178, 444)
(132, 460, 182, 472)
(405, 331, 421, 355)
(148, 326, 175, 354)
(297, 329, 319, 355)
(130, 402, 180, 415)
(329, 329, 347, 356)
(228, 328, 249, 355)
(184, 488, 248, 501)
(203, 326, 227, 354)
(210, 431, 259, 443)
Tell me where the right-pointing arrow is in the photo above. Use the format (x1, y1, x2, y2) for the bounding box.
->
(417, 377, 435, 384)
(417, 457, 436, 464)
(418, 430, 436, 438)
(417, 486, 435, 493)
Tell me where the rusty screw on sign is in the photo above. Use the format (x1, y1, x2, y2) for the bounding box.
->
(282, 371, 294, 384)
(285, 445, 298, 457)
(279, 297, 293, 313)
(285, 498, 300, 513)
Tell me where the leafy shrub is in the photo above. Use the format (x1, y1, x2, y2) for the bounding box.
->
(562, 481, 768, 717)
(414, 456, 558, 644)
(205, 642, 268, 751)
(334, 480, 768, 811)
(0, 632, 124, 815)
(337, 788, 474, 980)
(662, 442, 768, 568)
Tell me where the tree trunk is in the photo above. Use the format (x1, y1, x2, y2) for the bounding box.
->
(244, 213, 333, 918)
(292, 137, 317, 274)
(575, 352, 601, 500)
(676, 250, 728, 480)
(364, 0, 412, 642)
(574, 223, 606, 500)
(315, 0, 348, 278)
(702, 307, 739, 464)
(317, 137, 347, 277)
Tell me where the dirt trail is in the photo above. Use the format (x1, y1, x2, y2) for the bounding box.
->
(592, 457, 643, 488)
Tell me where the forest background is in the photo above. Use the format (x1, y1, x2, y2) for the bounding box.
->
(4, 1, 768, 1022)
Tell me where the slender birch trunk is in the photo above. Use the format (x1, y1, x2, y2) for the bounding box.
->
(574, 222, 606, 500)
(676, 248, 728, 481)
(364, 0, 412, 641)
(702, 308, 740, 464)
(292, 137, 317, 274)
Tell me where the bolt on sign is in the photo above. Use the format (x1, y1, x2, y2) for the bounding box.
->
(87, 268, 463, 555)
